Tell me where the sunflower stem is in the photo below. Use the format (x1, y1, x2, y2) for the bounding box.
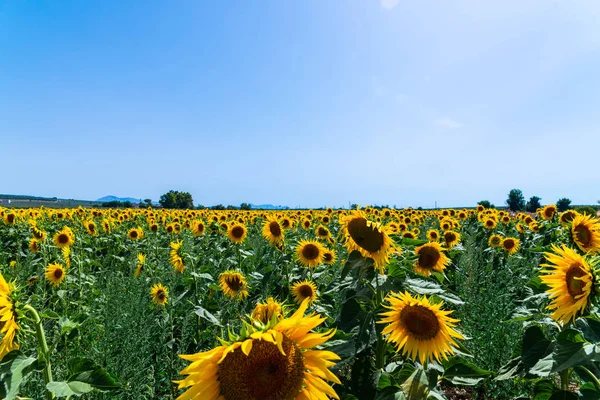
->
(559, 368, 570, 391)
(23, 304, 55, 400)
(579, 366, 600, 390)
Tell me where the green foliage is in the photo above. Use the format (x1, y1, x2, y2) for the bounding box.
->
(526, 196, 542, 212)
(507, 189, 526, 211)
(158, 190, 194, 209)
(576, 205, 598, 216)
(556, 198, 571, 212)
(477, 200, 494, 209)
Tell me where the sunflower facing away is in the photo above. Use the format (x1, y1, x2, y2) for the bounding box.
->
(219, 271, 249, 300)
(540, 245, 595, 324)
(251, 297, 284, 325)
(502, 237, 520, 255)
(227, 223, 247, 244)
(378, 291, 464, 365)
(342, 210, 395, 273)
(295, 240, 326, 268)
(169, 241, 185, 273)
(45, 263, 66, 287)
(570, 214, 600, 254)
(175, 299, 340, 400)
(151, 283, 169, 305)
(135, 253, 146, 278)
(0, 274, 19, 361)
(291, 280, 318, 304)
(414, 242, 450, 277)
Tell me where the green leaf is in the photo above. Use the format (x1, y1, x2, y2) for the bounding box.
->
(67, 358, 120, 390)
(194, 306, 221, 326)
(576, 317, 600, 343)
(399, 238, 428, 246)
(441, 356, 491, 386)
(46, 381, 93, 397)
(378, 372, 393, 389)
(521, 326, 553, 370)
(401, 368, 429, 400)
(549, 341, 599, 373)
(531, 379, 555, 400)
(0, 351, 38, 400)
(375, 386, 407, 400)
(547, 390, 577, 400)
(578, 382, 600, 400)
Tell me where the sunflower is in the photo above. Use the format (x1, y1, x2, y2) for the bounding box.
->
(502, 238, 520, 255)
(32, 227, 46, 241)
(135, 253, 146, 278)
(150, 283, 168, 305)
(302, 218, 311, 230)
(227, 223, 247, 244)
(295, 240, 326, 268)
(62, 246, 71, 268)
(427, 229, 440, 242)
(175, 299, 339, 400)
(483, 218, 497, 230)
(516, 223, 526, 234)
(378, 291, 464, 365)
(443, 231, 460, 248)
(262, 216, 285, 245)
(169, 241, 185, 273)
(251, 297, 284, 325)
(45, 263, 66, 287)
(414, 242, 450, 277)
(488, 234, 502, 248)
(559, 210, 578, 226)
(3, 213, 16, 225)
(191, 220, 205, 236)
(316, 224, 331, 240)
(101, 219, 111, 233)
(402, 231, 416, 239)
(219, 271, 249, 300)
(29, 238, 40, 253)
(128, 227, 144, 241)
(323, 249, 337, 264)
(540, 205, 557, 220)
(85, 220, 97, 236)
(501, 215, 511, 224)
(540, 245, 595, 324)
(342, 210, 395, 273)
(291, 280, 318, 304)
(0, 274, 19, 361)
(53, 227, 75, 248)
(571, 214, 600, 254)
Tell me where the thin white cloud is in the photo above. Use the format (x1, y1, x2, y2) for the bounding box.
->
(433, 117, 463, 129)
(380, 0, 400, 10)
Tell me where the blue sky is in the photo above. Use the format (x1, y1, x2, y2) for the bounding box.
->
(1, 1, 599, 208)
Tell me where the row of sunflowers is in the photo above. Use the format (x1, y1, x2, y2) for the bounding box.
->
(0, 204, 598, 399)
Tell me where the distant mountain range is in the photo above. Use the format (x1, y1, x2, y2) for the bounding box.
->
(97, 195, 142, 204)
(249, 204, 289, 210)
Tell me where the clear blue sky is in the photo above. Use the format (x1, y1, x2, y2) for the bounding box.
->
(1, 1, 599, 208)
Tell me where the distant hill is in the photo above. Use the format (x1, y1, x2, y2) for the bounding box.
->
(97, 195, 142, 204)
(249, 203, 289, 210)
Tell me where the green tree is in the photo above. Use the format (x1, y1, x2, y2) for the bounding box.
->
(525, 196, 541, 212)
(158, 190, 194, 209)
(240, 203, 251, 210)
(478, 200, 494, 208)
(143, 198, 153, 207)
(556, 198, 571, 212)
(506, 189, 525, 211)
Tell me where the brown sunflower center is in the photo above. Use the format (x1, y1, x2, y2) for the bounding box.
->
(444, 232, 456, 243)
(218, 336, 305, 400)
(566, 264, 588, 298)
(269, 221, 282, 237)
(7, 214, 15, 224)
(157, 290, 166, 300)
(324, 252, 333, 263)
(561, 212, 576, 224)
(282, 219, 290, 228)
(418, 246, 441, 269)
(485, 220, 494, 227)
(226, 276, 242, 292)
(503, 239, 515, 250)
(400, 304, 441, 341)
(53, 268, 63, 279)
(303, 221, 310, 228)
(88, 224, 95, 233)
(151, 224, 158, 232)
(57, 233, 69, 244)
(298, 284, 314, 298)
(301, 244, 320, 260)
(129, 230, 138, 239)
(491, 237, 501, 245)
(574, 224, 591, 247)
(347, 218, 384, 253)
(231, 226, 245, 239)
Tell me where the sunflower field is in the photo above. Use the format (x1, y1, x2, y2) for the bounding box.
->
(0, 205, 599, 400)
